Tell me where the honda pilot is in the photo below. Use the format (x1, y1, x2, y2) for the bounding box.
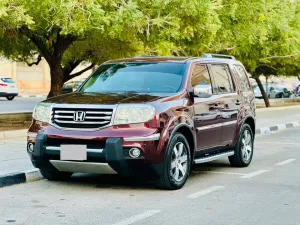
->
(27, 54, 256, 190)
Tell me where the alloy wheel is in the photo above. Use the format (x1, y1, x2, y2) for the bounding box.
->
(170, 142, 188, 182)
(241, 129, 252, 162)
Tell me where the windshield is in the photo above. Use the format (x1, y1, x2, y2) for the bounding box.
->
(79, 62, 186, 94)
(1, 78, 15, 83)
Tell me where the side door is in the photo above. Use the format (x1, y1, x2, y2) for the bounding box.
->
(190, 63, 222, 150)
(209, 64, 239, 147)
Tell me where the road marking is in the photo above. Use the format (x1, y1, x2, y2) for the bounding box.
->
(241, 170, 269, 178)
(187, 186, 224, 199)
(200, 171, 246, 175)
(111, 210, 161, 225)
(275, 159, 296, 166)
(256, 142, 300, 145)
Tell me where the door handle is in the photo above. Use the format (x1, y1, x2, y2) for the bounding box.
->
(235, 100, 241, 105)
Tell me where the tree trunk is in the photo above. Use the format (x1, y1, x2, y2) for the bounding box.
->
(255, 76, 270, 107)
(47, 65, 64, 98)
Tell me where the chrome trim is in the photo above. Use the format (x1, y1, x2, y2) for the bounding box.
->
(123, 133, 161, 142)
(46, 146, 103, 153)
(54, 119, 110, 125)
(197, 123, 223, 131)
(197, 120, 238, 131)
(194, 151, 234, 164)
(50, 160, 117, 174)
(27, 132, 38, 138)
(49, 104, 117, 131)
(222, 120, 237, 126)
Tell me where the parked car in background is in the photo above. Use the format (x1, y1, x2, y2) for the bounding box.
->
(269, 87, 291, 99)
(253, 85, 272, 99)
(27, 54, 256, 190)
(0, 77, 19, 100)
(62, 80, 85, 94)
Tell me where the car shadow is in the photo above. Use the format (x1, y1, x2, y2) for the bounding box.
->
(52, 159, 232, 190)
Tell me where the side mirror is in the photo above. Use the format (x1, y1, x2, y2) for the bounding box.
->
(193, 85, 212, 98)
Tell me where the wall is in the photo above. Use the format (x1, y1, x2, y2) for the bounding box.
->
(0, 59, 93, 95)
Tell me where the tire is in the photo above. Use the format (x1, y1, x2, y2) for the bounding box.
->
(39, 167, 73, 181)
(229, 124, 254, 167)
(6, 96, 14, 100)
(156, 132, 191, 190)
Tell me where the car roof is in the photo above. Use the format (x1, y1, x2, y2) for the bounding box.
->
(105, 56, 243, 66)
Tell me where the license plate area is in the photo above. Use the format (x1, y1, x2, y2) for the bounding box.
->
(60, 145, 87, 161)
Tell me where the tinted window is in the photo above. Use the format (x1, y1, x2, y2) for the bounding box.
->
(210, 64, 234, 93)
(234, 65, 251, 91)
(1, 78, 15, 83)
(80, 63, 186, 94)
(190, 64, 211, 87)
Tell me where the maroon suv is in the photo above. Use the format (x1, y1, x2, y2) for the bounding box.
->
(27, 54, 256, 190)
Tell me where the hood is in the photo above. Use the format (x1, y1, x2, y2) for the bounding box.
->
(43, 92, 169, 105)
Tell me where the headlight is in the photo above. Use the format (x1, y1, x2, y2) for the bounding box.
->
(113, 104, 155, 125)
(32, 103, 52, 123)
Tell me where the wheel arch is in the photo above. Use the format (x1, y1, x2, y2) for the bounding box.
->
(170, 124, 196, 161)
(243, 116, 256, 137)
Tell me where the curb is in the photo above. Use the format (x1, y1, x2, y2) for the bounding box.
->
(0, 129, 27, 140)
(0, 169, 42, 188)
(255, 121, 300, 135)
(17, 95, 47, 98)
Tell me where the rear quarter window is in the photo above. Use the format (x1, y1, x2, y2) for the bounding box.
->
(233, 65, 251, 91)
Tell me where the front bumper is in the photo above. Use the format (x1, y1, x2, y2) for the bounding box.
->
(27, 134, 162, 177)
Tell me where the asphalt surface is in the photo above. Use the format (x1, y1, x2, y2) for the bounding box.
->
(0, 97, 44, 113)
(0, 128, 299, 225)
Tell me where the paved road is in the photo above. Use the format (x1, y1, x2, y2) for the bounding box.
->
(0, 97, 45, 114)
(256, 106, 300, 128)
(0, 128, 299, 225)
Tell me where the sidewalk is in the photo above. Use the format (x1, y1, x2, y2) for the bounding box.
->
(0, 138, 34, 176)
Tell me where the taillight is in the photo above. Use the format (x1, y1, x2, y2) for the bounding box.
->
(0, 83, 7, 87)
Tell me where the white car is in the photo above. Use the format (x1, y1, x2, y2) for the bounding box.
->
(0, 77, 19, 100)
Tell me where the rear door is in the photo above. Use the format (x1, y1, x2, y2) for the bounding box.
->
(190, 63, 222, 150)
(209, 64, 239, 147)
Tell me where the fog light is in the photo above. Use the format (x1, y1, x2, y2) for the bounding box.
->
(27, 142, 35, 153)
(129, 148, 141, 158)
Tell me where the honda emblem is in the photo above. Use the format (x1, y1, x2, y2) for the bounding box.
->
(74, 111, 86, 122)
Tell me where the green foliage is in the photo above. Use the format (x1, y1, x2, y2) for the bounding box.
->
(0, 0, 300, 95)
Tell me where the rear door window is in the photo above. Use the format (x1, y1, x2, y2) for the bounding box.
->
(1, 78, 15, 83)
(234, 65, 251, 91)
(210, 64, 234, 94)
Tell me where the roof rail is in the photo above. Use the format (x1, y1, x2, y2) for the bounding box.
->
(133, 54, 156, 58)
(203, 53, 236, 60)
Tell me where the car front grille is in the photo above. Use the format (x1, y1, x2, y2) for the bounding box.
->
(51, 107, 114, 129)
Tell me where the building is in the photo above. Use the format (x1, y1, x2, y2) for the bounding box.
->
(0, 58, 92, 95)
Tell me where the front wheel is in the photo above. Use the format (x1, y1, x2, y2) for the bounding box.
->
(156, 133, 191, 190)
(6, 96, 14, 100)
(229, 124, 254, 167)
(39, 167, 73, 181)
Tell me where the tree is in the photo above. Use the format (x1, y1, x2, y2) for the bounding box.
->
(0, 0, 148, 97)
(0, 0, 225, 97)
(213, 0, 300, 107)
